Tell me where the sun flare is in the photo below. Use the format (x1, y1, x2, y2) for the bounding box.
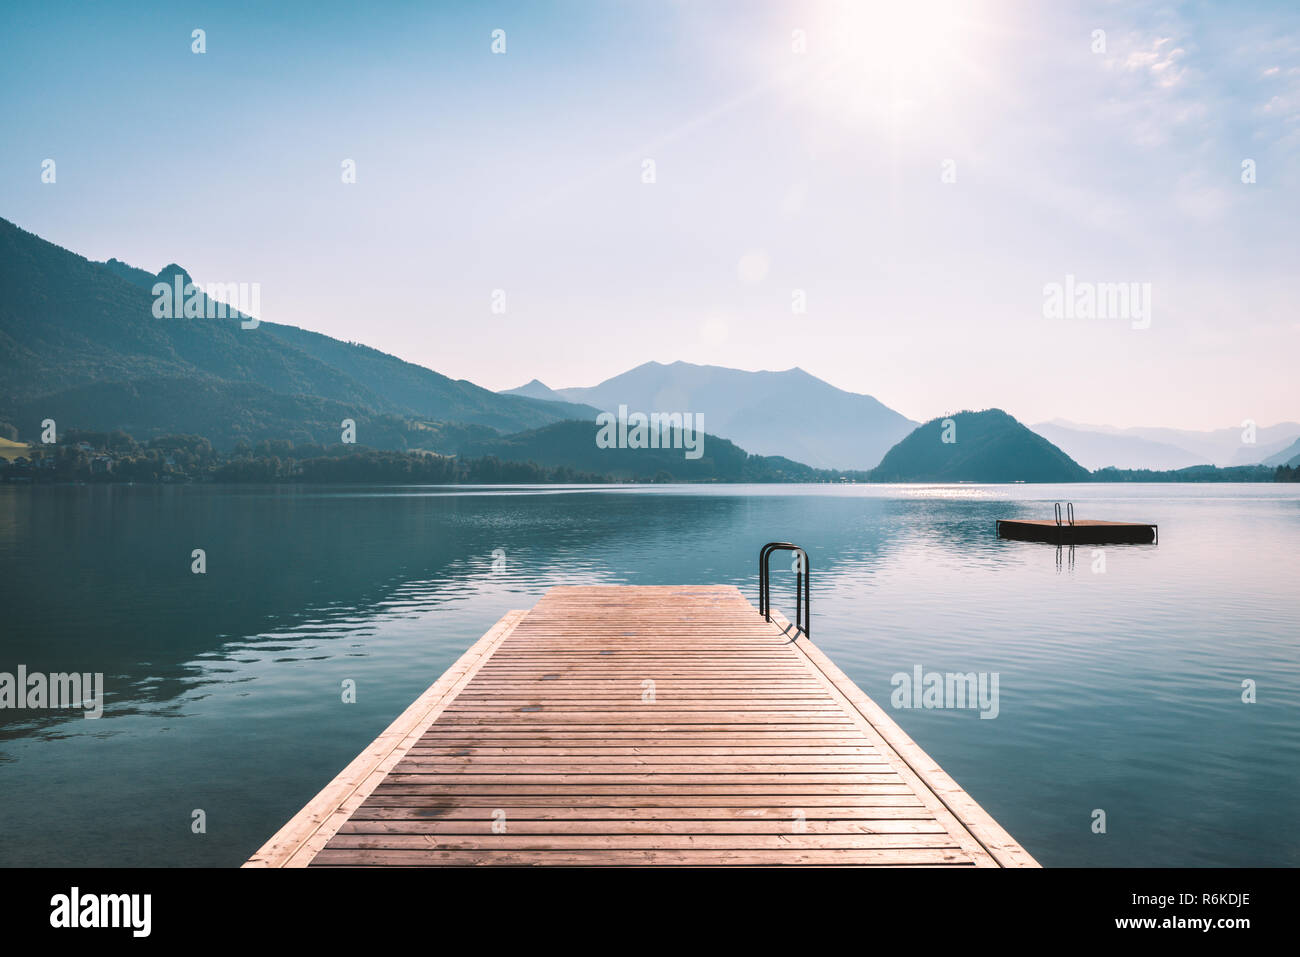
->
(804, 0, 987, 121)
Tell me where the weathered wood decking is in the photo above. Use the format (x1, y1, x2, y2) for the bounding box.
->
(246, 585, 1037, 867)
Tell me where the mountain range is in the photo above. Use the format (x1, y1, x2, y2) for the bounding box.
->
(1, 215, 1292, 481)
(1263, 436, 1300, 467)
(503, 361, 916, 470)
(1034, 419, 1300, 470)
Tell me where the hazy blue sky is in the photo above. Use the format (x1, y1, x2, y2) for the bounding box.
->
(2, 0, 1297, 429)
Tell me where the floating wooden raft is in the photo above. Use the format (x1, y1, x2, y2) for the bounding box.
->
(246, 585, 1038, 868)
(996, 519, 1158, 545)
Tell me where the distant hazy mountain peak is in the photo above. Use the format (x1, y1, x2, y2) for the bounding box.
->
(500, 378, 571, 402)
(1262, 436, 1300, 467)
(522, 358, 915, 469)
(1033, 418, 1300, 468)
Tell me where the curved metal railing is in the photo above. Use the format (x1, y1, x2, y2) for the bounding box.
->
(759, 542, 810, 638)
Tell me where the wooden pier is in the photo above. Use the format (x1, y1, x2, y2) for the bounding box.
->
(246, 585, 1037, 868)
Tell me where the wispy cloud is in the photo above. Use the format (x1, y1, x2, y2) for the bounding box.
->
(1122, 36, 1188, 88)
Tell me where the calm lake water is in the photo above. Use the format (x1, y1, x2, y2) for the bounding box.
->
(0, 483, 1296, 867)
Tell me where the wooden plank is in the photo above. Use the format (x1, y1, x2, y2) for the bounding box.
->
(368, 785, 919, 795)
(320, 834, 964, 850)
(338, 819, 949, 833)
(249, 585, 1037, 868)
(357, 795, 929, 808)
(307, 848, 975, 867)
(347, 805, 935, 820)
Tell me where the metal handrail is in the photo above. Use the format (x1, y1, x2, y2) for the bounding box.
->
(759, 542, 810, 638)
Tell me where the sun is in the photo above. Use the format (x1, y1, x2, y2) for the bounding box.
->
(802, 0, 987, 123)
